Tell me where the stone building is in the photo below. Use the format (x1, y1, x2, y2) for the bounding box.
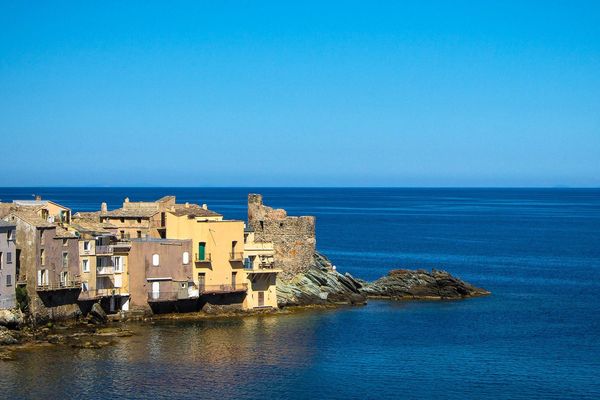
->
(0, 221, 17, 310)
(243, 227, 280, 309)
(3, 211, 80, 322)
(247, 194, 316, 279)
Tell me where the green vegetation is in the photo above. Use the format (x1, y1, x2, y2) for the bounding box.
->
(15, 286, 29, 314)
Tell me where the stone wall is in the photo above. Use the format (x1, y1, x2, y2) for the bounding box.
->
(247, 194, 316, 280)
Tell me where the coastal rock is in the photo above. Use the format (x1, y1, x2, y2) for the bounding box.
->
(88, 303, 108, 325)
(360, 269, 490, 300)
(277, 252, 366, 307)
(0, 309, 24, 328)
(0, 326, 19, 345)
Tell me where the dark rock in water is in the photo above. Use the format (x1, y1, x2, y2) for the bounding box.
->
(360, 269, 490, 300)
(277, 252, 367, 307)
(88, 303, 107, 325)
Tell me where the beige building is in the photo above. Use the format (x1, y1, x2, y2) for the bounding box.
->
(243, 228, 280, 309)
(70, 218, 131, 313)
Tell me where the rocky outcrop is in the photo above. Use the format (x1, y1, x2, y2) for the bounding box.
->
(0, 309, 24, 329)
(277, 254, 490, 307)
(276, 252, 366, 307)
(359, 269, 490, 300)
(0, 326, 19, 345)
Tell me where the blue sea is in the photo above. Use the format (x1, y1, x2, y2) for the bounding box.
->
(1, 188, 599, 399)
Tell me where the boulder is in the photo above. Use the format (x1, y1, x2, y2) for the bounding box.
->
(88, 303, 107, 325)
(0, 326, 18, 345)
(0, 309, 24, 328)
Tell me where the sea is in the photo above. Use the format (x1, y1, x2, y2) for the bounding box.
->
(0, 188, 599, 400)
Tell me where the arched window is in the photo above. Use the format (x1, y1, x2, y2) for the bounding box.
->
(152, 254, 160, 266)
(182, 251, 190, 265)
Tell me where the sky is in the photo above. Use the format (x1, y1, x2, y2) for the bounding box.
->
(1, 1, 599, 187)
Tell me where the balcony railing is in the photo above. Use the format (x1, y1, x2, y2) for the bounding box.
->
(96, 266, 115, 275)
(229, 252, 244, 262)
(36, 281, 81, 291)
(79, 288, 121, 300)
(195, 253, 211, 263)
(147, 291, 195, 302)
(95, 245, 113, 255)
(199, 283, 247, 294)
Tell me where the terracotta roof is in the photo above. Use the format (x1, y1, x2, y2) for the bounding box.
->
(55, 226, 77, 238)
(169, 204, 222, 218)
(6, 210, 55, 228)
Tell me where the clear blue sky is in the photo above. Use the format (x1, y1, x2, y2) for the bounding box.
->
(1, 1, 598, 187)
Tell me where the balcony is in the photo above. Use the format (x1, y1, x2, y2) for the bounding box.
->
(195, 253, 211, 263)
(229, 252, 244, 262)
(95, 245, 113, 255)
(36, 281, 81, 291)
(199, 283, 247, 294)
(96, 266, 115, 275)
(79, 288, 121, 300)
(147, 291, 196, 302)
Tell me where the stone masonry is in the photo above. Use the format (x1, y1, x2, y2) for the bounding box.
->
(247, 194, 316, 280)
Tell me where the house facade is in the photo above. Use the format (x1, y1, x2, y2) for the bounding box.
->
(3, 211, 81, 322)
(127, 238, 195, 312)
(0, 221, 17, 310)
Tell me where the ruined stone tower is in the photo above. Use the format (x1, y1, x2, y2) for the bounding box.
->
(247, 194, 316, 280)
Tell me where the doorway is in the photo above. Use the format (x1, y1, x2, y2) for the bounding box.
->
(198, 273, 206, 292)
(258, 291, 264, 307)
(151, 281, 160, 300)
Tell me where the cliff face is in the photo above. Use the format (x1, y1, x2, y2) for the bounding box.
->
(276, 253, 490, 307)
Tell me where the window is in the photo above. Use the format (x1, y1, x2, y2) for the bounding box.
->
(120, 218, 125, 223)
(82, 259, 90, 273)
(7, 230, 14, 240)
(137, 230, 142, 238)
(0, 252, 2, 270)
(40, 231, 45, 245)
(62, 239, 68, 246)
(6, 275, 12, 287)
(40, 249, 45, 265)
(82, 281, 89, 291)
(152, 254, 160, 266)
(7, 252, 12, 264)
(260, 221, 264, 230)
(38, 269, 48, 286)
(182, 251, 190, 265)
(60, 271, 68, 286)
(62, 252, 69, 268)
(83, 241, 90, 251)
(113, 256, 123, 272)
(120, 230, 125, 239)
(137, 218, 142, 224)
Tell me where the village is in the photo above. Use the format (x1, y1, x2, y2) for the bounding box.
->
(0, 193, 316, 323)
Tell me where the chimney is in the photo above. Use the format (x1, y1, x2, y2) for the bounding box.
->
(202, 204, 208, 210)
(185, 202, 189, 208)
(101, 202, 108, 214)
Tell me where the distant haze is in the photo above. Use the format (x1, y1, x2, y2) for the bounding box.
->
(1, 2, 599, 187)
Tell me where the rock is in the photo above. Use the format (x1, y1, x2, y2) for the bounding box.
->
(277, 252, 366, 307)
(0, 309, 24, 328)
(0, 326, 19, 345)
(88, 303, 107, 325)
(360, 269, 490, 300)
